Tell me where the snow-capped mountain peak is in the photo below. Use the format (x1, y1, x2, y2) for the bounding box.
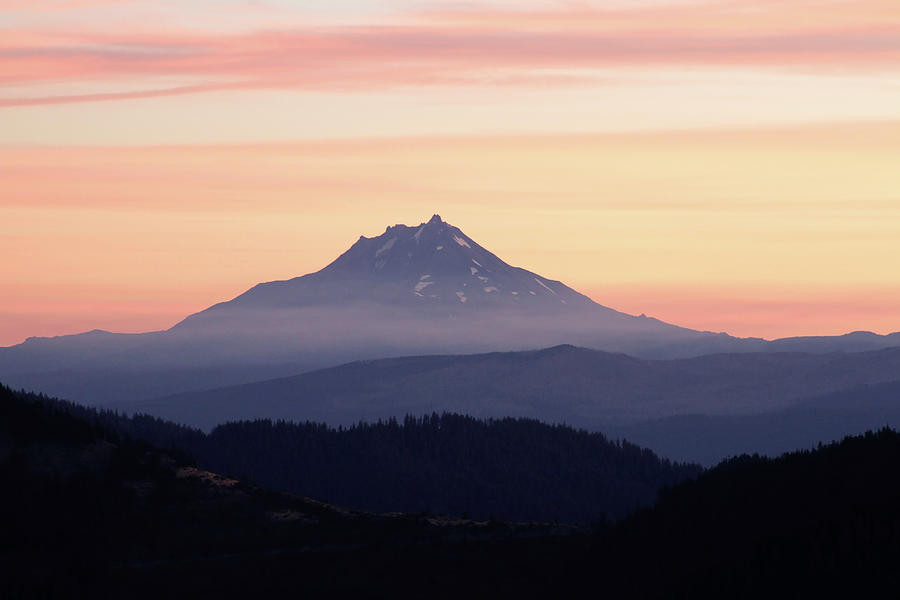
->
(230, 215, 597, 310)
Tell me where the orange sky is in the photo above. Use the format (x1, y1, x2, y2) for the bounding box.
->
(2, 0, 899, 345)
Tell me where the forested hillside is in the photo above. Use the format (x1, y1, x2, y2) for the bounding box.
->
(596, 427, 900, 597)
(4, 383, 900, 599)
(197, 415, 698, 522)
(5, 385, 698, 523)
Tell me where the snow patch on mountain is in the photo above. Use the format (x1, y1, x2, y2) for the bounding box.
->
(534, 278, 557, 295)
(453, 235, 471, 248)
(376, 237, 397, 257)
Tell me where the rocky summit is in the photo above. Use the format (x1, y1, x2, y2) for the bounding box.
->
(181, 214, 597, 315)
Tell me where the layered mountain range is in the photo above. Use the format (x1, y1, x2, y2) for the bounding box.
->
(120, 344, 900, 466)
(2, 215, 899, 407)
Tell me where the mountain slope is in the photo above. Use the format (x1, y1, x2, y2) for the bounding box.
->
(122, 344, 900, 431)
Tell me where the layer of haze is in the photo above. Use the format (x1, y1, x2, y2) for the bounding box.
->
(2, 0, 899, 345)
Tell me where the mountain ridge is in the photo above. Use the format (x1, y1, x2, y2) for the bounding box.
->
(119, 344, 900, 432)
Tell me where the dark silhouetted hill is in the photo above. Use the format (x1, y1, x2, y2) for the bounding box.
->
(4, 383, 900, 598)
(0, 384, 582, 598)
(596, 427, 900, 597)
(194, 415, 701, 522)
(5, 385, 699, 524)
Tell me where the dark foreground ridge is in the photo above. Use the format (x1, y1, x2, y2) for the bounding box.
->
(6, 385, 700, 523)
(3, 384, 900, 598)
(0, 384, 579, 599)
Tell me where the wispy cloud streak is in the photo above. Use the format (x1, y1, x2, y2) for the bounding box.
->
(1, 0, 898, 106)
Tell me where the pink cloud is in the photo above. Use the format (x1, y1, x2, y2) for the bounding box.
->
(2, 0, 134, 10)
(422, 0, 900, 33)
(1, 0, 898, 106)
